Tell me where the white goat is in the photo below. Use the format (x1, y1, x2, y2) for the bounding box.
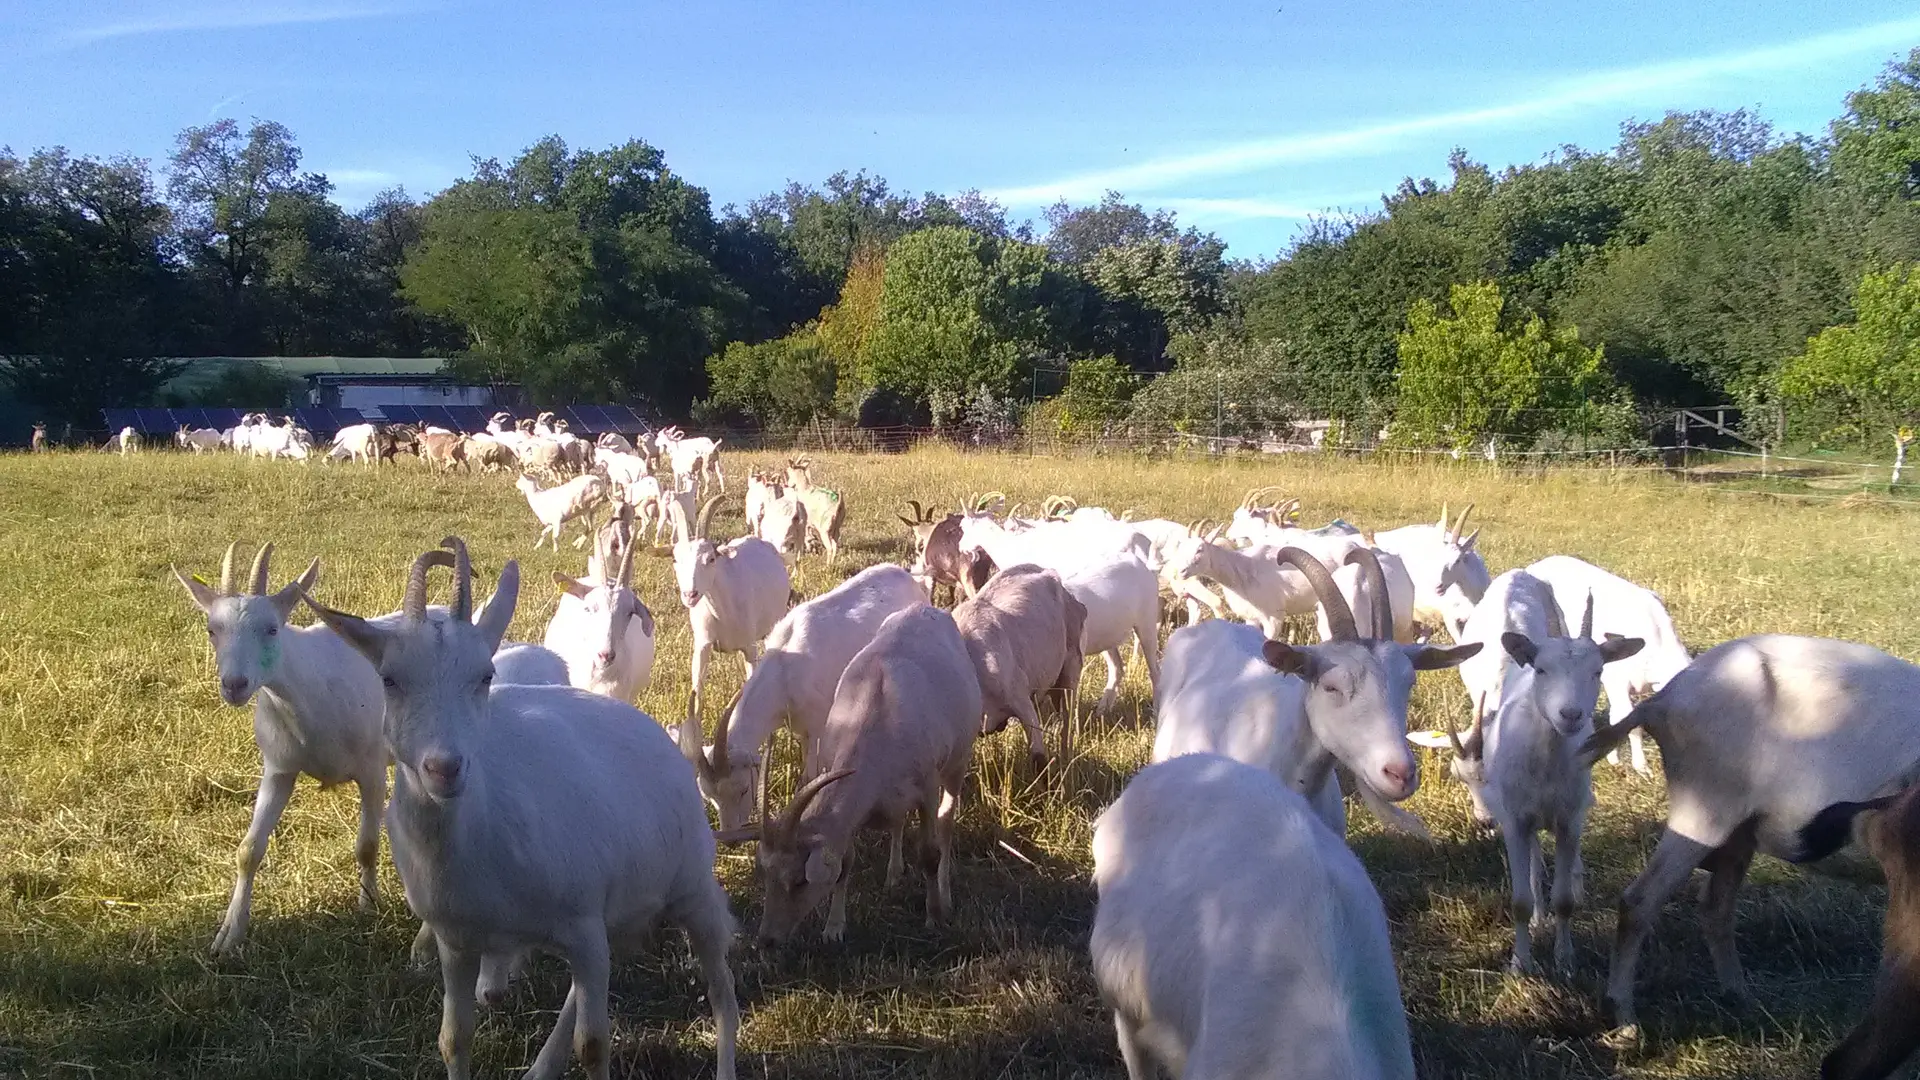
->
(1164, 530, 1315, 638)
(953, 564, 1088, 765)
(1526, 554, 1691, 774)
(1445, 594, 1644, 976)
(1372, 502, 1491, 638)
(116, 426, 142, 455)
(783, 458, 845, 560)
(689, 565, 926, 830)
(747, 472, 809, 566)
(303, 539, 739, 1080)
(1578, 634, 1920, 1038)
(1451, 569, 1566, 739)
(1325, 546, 1417, 642)
(172, 542, 382, 956)
(1125, 516, 1228, 625)
(329, 423, 378, 464)
(516, 473, 609, 551)
(1060, 554, 1162, 714)
(1153, 548, 1480, 839)
(658, 425, 724, 491)
(543, 538, 657, 704)
(719, 603, 981, 944)
(178, 425, 225, 454)
(673, 496, 791, 739)
(492, 643, 571, 686)
(1092, 752, 1415, 1080)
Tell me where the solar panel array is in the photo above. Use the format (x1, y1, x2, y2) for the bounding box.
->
(102, 405, 658, 438)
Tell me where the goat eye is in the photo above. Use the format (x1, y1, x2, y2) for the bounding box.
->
(382, 676, 397, 689)
(266, 625, 278, 637)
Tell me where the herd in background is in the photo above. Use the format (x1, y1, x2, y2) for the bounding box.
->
(157, 447, 1920, 1079)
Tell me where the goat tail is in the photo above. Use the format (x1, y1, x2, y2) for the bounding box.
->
(1576, 691, 1666, 769)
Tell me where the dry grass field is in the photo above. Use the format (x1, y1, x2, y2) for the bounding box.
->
(2, 445, 1917, 1079)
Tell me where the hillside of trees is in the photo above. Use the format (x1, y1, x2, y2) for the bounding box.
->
(5, 50, 1920, 451)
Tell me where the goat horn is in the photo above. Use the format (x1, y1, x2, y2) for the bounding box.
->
(1438, 502, 1450, 534)
(777, 768, 854, 839)
(1579, 588, 1594, 640)
(694, 495, 727, 539)
(905, 499, 926, 523)
(1278, 546, 1356, 640)
(218, 541, 240, 595)
(1444, 713, 1469, 758)
(1464, 703, 1486, 759)
(1451, 503, 1475, 544)
(617, 528, 636, 588)
(1343, 547, 1393, 641)
(248, 543, 275, 596)
(709, 685, 745, 773)
(404, 549, 455, 622)
(439, 537, 472, 621)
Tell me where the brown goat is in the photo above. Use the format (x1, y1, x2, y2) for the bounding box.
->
(1799, 784, 1920, 1079)
(899, 502, 967, 605)
(952, 563, 1087, 765)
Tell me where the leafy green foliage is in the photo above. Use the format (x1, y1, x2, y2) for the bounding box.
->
(705, 334, 836, 429)
(1393, 282, 1619, 450)
(1780, 264, 1920, 448)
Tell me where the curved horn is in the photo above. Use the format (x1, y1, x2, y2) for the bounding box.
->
(1464, 706, 1486, 759)
(1343, 547, 1393, 641)
(1277, 546, 1357, 640)
(1450, 502, 1475, 543)
(1579, 588, 1594, 640)
(404, 549, 456, 622)
(218, 541, 240, 595)
(248, 543, 275, 596)
(694, 495, 727, 540)
(1444, 712, 1469, 758)
(709, 685, 745, 773)
(439, 537, 472, 621)
(617, 526, 636, 588)
(1438, 502, 1450, 534)
(777, 768, 854, 837)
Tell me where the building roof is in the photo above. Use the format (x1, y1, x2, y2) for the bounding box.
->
(160, 356, 451, 393)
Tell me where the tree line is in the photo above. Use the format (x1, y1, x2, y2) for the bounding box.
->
(5, 50, 1919, 451)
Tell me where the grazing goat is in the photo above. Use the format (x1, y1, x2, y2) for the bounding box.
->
(784, 458, 845, 560)
(952, 564, 1088, 765)
(303, 539, 739, 1080)
(690, 564, 927, 830)
(1059, 554, 1162, 715)
(1527, 554, 1691, 774)
(462, 434, 515, 473)
(516, 473, 609, 551)
(1165, 529, 1315, 638)
(1372, 502, 1490, 638)
(328, 423, 378, 464)
(1153, 548, 1480, 839)
(1579, 635, 1920, 1038)
(673, 496, 791, 741)
(172, 542, 381, 956)
(418, 431, 468, 472)
(543, 536, 657, 704)
(1092, 753, 1415, 1080)
(1446, 593, 1644, 975)
(747, 471, 809, 566)
(719, 604, 980, 944)
(900, 501, 967, 604)
(1796, 783, 1920, 1080)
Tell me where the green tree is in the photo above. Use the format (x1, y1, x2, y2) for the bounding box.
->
(1393, 282, 1618, 450)
(862, 226, 1052, 421)
(1779, 264, 1920, 449)
(704, 333, 836, 428)
(1831, 48, 1920, 200)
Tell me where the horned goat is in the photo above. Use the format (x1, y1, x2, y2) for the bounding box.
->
(544, 535, 657, 704)
(689, 564, 927, 830)
(179, 425, 225, 454)
(784, 458, 845, 560)
(516, 473, 609, 551)
(1450, 569, 1567, 743)
(1164, 529, 1315, 638)
(718, 603, 980, 944)
(1059, 554, 1162, 714)
(900, 501, 967, 605)
(1371, 502, 1490, 638)
(952, 564, 1088, 765)
(658, 425, 724, 491)
(1527, 554, 1691, 774)
(1445, 593, 1644, 976)
(1092, 752, 1416, 1080)
(1578, 634, 1920, 1039)
(303, 539, 739, 1080)
(673, 495, 791, 742)
(1152, 548, 1480, 839)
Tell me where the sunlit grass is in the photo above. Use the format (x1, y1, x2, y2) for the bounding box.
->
(1, 446, 1913, 1077)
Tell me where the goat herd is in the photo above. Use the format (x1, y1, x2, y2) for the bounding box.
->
(157, 418, 1920, 1080)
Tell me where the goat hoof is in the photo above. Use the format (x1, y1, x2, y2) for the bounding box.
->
(1598, 1023, 1641, 1052)
(1507, 957, 1538, 977)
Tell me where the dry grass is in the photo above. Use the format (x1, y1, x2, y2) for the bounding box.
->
(1, 445, 1915, 1078)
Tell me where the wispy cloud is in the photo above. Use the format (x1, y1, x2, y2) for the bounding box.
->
(63, 2, 435, 47)
(988, 16, 1920, 206)
(1157, 195, 1379, 223)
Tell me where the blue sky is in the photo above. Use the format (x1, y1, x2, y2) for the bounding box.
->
(5, 1, 1917, 258)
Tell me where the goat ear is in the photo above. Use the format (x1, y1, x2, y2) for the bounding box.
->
(269, 558, 321, 620)
(1598, 635, 1645, 663)
(551, 572, 594, 600)
(173, 567, 221, 612)
(301, 593, 389, 666)
(1261, 640, 1316, 678)
(474, 560, 519, 651)
(1408, 641, 1482, 671)
(803, 843, 840, 885)
(1501, 632, 1538, 668)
